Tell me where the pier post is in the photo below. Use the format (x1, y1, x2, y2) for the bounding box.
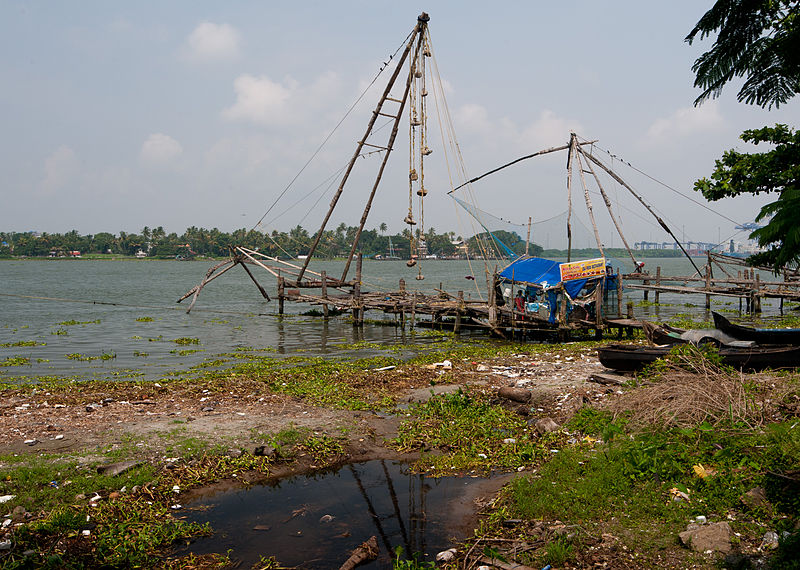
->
(654, 266, 661, 304)
(454, 290, 463, 334)
(411, 292, 417, 328)
(616, 273, 623, 316)
(626, 301, 634, 319)
(321, 271, 329, 320)
(704, 264, 712, 310)
(353, 253, 363, 326)
(278, 276, 285, 316)
(595, 280, 603, 328)
(754, 273, 762, 313)
(488, 272, 498, 328)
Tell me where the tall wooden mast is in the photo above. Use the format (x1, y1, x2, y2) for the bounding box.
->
(296, 13, 431, 285)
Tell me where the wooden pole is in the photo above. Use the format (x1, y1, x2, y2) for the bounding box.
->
(654, 266, 661, 304)
(488, 271, 498, 328)
(525, 217, 531, 257)
(455, 290, 463, 334)
(297, 14, 427, 284)
(616, 272, 623, 316)
(353, 253, 363, 326)
(565, 135, 575, 262)
(278, 276, 285, 316)
(754, 273, 762, 313)
(321, 270, 329, 320)
(705, 264, 712, 310)
(574, 146, 604, 256)
(576, 145, 638, 266)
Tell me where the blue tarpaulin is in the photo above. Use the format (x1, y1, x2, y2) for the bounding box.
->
(498, 257, 590, 298)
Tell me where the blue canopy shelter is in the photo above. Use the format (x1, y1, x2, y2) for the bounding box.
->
(498, 256, 616, 324)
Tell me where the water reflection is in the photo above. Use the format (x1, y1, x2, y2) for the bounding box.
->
(177, 460, 488, 568)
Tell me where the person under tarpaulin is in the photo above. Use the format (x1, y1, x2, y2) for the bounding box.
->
(514, 290, 525, 320)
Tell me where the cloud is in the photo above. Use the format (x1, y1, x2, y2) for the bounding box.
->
(517, 110, 583, 150)
(140, 133, 183, 165)
(646, 101, 725, 140)
(454, 105, 581, 150)
(184, 22, 240, 62)
(41, 146, 79, 195)
(222, 72, 342, 126)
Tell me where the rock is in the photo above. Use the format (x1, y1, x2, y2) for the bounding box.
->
(533, 417, 560, 434)
(0, 540, 11, 551)
(761, 531, 779, 550)
(253, 525, 271, 531)
(97, 460, 143, 477)
(201, 406, 215, 412)
(679, 521, 732, 553)
(11, 506, 27, 522)
(319, 514, 334, 523)
(435, 548, 457, 563)
(741, 487, 770, 510)
(23, 439, 37, 446)
(253, 445, 277, 458)
(498, 386, 531, 403)
(227, 448, 243, 458)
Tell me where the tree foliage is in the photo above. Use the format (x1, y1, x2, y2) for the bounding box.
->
(695, 125, 800, 269)
(686, 0, 800, 109)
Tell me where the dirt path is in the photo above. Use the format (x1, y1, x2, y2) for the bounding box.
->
(0, 346, 613, 462)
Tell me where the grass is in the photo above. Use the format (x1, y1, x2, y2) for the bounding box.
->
(497, 406, 800, 565)
(56, 319, 101, 326)
(393, 389, 555, 473)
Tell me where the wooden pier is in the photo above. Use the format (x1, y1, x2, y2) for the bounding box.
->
(623, 253, 800, 313)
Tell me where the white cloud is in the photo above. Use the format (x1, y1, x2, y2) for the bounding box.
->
(518, 110, 583, 150)
(41, 145, 79, 195)
(646, 101, 725, 140)
(185, 22, 241, 62)
(140, 133, 183, 165)
(221, 70, 348, 129)
(454, 105, 581, 150)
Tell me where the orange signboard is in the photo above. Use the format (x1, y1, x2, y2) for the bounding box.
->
(559, 257, 606, 281)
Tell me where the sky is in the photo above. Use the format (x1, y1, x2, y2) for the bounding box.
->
(2, 1, 799, 249)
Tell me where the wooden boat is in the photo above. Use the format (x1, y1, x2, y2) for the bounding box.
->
(597, 343, 800, 372)
(641, 320, 755, 347)
(641, 321, 686, 345)
(712, 311, 800, 345)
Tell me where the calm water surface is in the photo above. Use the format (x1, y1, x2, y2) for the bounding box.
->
(0, 257, 787, 381)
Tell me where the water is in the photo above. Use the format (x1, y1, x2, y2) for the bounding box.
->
(174, 459, 498, 568)
(0, 257, 786, 382)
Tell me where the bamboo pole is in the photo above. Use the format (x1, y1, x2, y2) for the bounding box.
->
(278, 276, 285, 316)
(582, 151, 702, 275)
(573, 142, 604, 256)
(321, 270, 329, 320)
(298, 15, 426, 284)
(576, 145, 638, 266)
(654, 266, 661, 304)
(455, 290, 463, 334)
(565, 135, 575, 261)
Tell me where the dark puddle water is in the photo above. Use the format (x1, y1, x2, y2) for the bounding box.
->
(175, 460, 506, 568)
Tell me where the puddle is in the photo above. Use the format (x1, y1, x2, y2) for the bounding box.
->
(175, 459, 508, 568)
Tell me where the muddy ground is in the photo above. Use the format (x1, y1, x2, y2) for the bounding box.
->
(0, 347, 612, 464)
